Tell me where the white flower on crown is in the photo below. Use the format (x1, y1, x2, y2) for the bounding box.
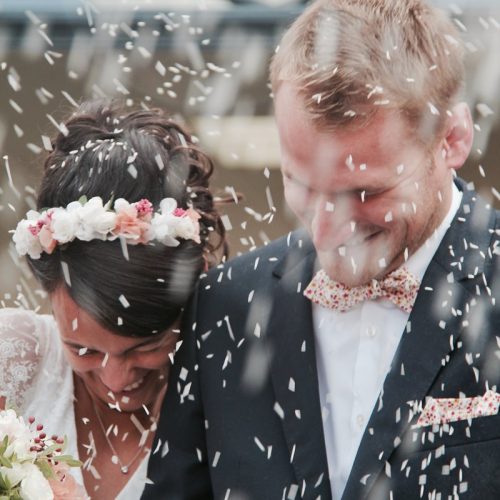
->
(152, 198, 201, 247)
(12, 212, 44, 259)
(174, 210, 201, 243)
(50, 207, 79, 244)
(73, 197, 117, 241)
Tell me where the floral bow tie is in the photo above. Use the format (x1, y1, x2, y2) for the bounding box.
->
(304, 267, 421, 313)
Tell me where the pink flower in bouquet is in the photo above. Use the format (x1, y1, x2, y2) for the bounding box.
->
(48, 462, 86, 500)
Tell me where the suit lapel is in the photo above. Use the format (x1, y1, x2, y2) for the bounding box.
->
(268, 233, 333, 499)
(343, 181, 496, 499)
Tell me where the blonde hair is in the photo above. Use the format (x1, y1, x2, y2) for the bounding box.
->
(270, 0, 465, 140)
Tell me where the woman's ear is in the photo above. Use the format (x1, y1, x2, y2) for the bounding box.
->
(439, 102, 473, 172)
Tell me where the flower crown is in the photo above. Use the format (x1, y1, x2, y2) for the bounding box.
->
(11, 196, 201, 259)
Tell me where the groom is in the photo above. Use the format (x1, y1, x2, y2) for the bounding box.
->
(143, 0, 500, 498)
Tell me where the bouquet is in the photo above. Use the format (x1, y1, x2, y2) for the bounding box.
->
(0, 409, 83, 500)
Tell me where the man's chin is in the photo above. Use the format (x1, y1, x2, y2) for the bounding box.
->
(317, 255, 388, 287)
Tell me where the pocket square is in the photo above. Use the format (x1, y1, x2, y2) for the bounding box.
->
(416, 390, 500, 428)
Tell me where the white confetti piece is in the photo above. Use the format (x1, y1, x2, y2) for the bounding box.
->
(13, 124, 23, 138)
(154, 154, 164, 171)
(41, 135, 52, 151)
(119, 295, 130, 308)
(7, 73, 21, 92)
(427, 102, 440, 115)
(9, 99, 23, 114)
(273, 402, 285, 419)
(253, 323, 261, 338)
(61, 261, 71, 286)
(221, 214, 232, 231)
(61, 90, 79, 107)
(254, 436, 265, 452)
(127, 164, 138, 178)
(345, 154, 355, 171)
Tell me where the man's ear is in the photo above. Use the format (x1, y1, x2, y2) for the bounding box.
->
(439, 102, 473, 171)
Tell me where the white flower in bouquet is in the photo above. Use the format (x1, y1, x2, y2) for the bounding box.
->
(0, 462, 54, 500)
(0, 409, 35, 461)
(0, 409, 82, 500)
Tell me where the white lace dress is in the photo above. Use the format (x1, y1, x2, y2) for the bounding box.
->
(0, 308, 149, 500)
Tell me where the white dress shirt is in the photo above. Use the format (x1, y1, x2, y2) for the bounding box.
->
(312, 183, 462, 499)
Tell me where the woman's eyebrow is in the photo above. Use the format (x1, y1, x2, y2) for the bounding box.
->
(62, 335, 163, 353)
(62, 339, 89, 350)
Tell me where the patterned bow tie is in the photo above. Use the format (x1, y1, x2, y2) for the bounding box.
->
(304, 267, 421, 313)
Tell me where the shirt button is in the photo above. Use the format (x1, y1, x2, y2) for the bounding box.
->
(366, 326, 377, 338)
(356, 414, 365, 427)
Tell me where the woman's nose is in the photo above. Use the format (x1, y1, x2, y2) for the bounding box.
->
(98, 355, 134, 393)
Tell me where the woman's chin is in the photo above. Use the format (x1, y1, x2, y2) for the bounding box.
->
(109, 384, 166, 413)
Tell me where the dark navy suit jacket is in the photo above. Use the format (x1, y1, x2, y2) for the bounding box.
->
(143, 179, 500, 499)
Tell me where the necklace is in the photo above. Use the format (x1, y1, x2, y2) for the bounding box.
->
(92, 399, 151, 475)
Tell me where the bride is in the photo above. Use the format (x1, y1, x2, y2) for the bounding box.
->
(0, 101, 226, 499)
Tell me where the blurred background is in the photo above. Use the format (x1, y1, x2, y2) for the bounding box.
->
(0, 0, 499, 311)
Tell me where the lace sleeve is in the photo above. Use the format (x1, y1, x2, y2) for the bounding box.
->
(0, 308, 48, 411)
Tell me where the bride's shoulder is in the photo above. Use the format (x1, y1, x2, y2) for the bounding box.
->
(0, 308, 58, 410)
(0, 307, 56, 340)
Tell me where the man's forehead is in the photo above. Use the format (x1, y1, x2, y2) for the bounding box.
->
(277, 84, 415, 144)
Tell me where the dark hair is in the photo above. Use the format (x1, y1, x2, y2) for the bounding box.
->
(29, 100, 226, 337)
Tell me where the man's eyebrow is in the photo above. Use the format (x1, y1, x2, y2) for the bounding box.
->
(284, 169, 386, 197)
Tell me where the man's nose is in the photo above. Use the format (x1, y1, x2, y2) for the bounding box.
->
(311, 195, 355, 250)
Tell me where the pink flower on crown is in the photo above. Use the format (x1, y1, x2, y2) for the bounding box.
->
(28, 220, 45, 237)
(112, 199, 152, 244)
(37, 225, 57, 254)
(173, 208, 187, 217)
(134, 199, 154, 220)
(27, 210, 58, 255)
